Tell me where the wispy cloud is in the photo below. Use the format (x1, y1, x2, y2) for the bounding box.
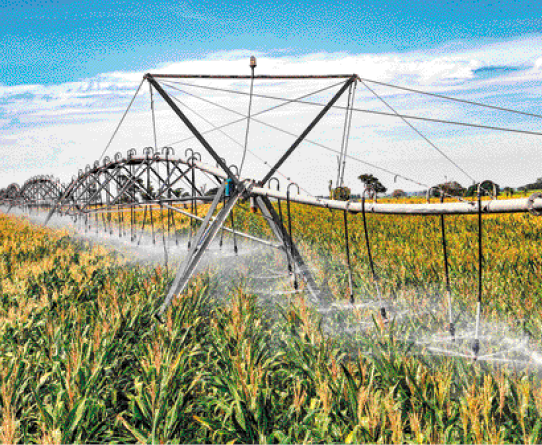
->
(2, 35, 542, 191)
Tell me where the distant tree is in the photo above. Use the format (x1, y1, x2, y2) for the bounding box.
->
(430, 181, 465, 198)
(117, 174, 144, 203)
(358, 174, 387, 194)
(172, 188, 184, 198)
(141, 184, 155, 201)
(464, 180, 500, 197)
(331, 186, 351, 201)
(524, 177, 542, 191)
(502, 186, 514, 197)
(391, 189, 406, 198)
(205, 187, 219, 197)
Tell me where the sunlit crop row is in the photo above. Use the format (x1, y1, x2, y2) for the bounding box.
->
(2, 203, 542, 443)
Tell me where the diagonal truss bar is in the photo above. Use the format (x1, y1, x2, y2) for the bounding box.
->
(157, 180, 245, 319)
(260, 75, 357, 186)
(255, 195, 324, 305)
(145, 74, 240, 186)
(160, 202, 282, 249)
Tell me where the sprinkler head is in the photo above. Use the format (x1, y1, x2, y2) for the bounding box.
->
(449, 322, 456, 342)
(349, 294, 355, 305)
(380, 307, 388, 320)
(234, 245, 238, 255)
(472, 339, 480, 359)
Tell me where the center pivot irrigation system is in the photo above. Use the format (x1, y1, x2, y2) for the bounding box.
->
(1, 58, 542, 361)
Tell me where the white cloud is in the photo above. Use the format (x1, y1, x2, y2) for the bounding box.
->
(2, 35, 542, 193)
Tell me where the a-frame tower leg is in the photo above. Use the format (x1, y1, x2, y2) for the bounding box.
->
(255, 196, 326, 306)
(157, 181, 245, 319)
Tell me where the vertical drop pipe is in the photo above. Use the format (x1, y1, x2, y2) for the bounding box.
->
(137, 205, 148, 246)
(106, 179, 113, 235)
(362, 195, 386, 321)
(473, 188, 483, 359)
(219, 184, 226, 248)
(439, 194, 455, 341)
(277, 192, 291, 274)
(147, 157, 156, 245)
(286, 189, 298, 289)
(343, 205, 355, 304)
(188, 165, 195, 249)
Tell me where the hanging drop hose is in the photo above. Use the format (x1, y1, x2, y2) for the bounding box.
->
(160, 201, 168, 272)
(362, 189, 386, 321)
(171, 206, 179, 245)
(150, 203, 156, 245)
(95, 195, 100, 234)
(229, 164, 239, 254)
(118, 204, 123, 238)
(188, 161, 196, 249)
(473, 186, 484, 359)
(147, 151, 156, 245)
(429, 188, 455, 340)
(165, 152, 178, 245)
(270, 177, 291, 273)
(219, 188, 226, 248)
(137, 205, 148, 246)
(287, 183, 300, 289)
(230, 208, 238, 255)
(440, 198, 455, 341)
(344, 201, 355, 304)
(107, 180, 112, 235)
(130, 203, 135, 242)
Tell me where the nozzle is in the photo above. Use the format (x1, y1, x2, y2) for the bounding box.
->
(380, 307, 387, 320)
(472, 339, 480, 359)
(449, 322, 456, 342)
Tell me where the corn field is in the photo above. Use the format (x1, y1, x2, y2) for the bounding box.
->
(2, 204, 542, 443)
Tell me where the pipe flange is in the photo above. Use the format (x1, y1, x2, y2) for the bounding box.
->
(527, 192, 542, 216)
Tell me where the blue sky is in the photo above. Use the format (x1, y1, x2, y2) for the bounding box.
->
(2, 0, 542, 86)
(1, 0, 542, 193)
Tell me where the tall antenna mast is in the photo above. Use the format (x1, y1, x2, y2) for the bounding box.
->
(239, 56, 257, 175)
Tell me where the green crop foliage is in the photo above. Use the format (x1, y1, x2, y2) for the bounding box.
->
(1, 201, 542, 443)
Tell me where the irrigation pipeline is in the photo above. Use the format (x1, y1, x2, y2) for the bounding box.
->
(3, 154, 542, 218)
(170, 156, 542, 216)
